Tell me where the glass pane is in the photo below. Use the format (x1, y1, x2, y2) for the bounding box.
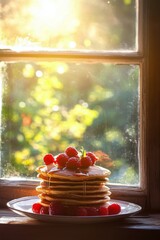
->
(0, 61, 140, 185)
(0, 0, 137, 51)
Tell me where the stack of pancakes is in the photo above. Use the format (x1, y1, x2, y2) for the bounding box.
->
(36, 165, 111, 207)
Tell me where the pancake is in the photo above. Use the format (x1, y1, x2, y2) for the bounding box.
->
(36, 185, 111, 195)
(38, 173, 109, 185)
(39, 193, 110, 206)
(40, 181, 108, 190)
(37, 165, 110, 181)
(38, 182, 109, 191)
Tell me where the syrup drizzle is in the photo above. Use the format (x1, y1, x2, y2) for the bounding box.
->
(83, 181, 86, 196)
(48, 176, 51, 188)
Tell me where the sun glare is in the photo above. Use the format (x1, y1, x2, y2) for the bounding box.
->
(30, 0, 79, 37)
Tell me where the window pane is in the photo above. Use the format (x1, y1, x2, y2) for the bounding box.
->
(0, 0, 137, 51)
(0, 61, 140, 185)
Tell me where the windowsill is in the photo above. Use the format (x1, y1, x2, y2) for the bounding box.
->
(0, 209, 160, 240)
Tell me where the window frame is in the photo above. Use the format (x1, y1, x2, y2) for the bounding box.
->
(0, 0, 159, 211)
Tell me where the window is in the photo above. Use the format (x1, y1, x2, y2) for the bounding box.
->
(0, 0, 160, 211)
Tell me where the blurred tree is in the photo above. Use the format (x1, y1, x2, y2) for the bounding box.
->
(1, 0, 139, 184)
(2, 62, 139, 184)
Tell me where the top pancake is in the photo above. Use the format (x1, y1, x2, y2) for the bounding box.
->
(36, 164, 111, 181)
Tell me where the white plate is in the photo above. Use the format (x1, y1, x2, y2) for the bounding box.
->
(7, 196, 142, 223)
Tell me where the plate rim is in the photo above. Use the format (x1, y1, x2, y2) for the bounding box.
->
(7, 196, 142, 222)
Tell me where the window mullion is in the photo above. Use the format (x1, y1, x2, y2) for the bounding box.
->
(0, 50, 143, 63)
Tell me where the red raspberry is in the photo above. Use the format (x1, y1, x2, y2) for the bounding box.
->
(87, 207, 98, 216)
(49, 201, 64, 215)
(64, 206, 76, 216)
(32, 202, 42, 214)
(43, 153, 55, 165)
(65, 146, 78, 157)
(80, 156, 92, 168)
(86, 152, 98, 165)
(98, 206, 109, 215)
(40, 206, 49, 215)
(56, 153, 69, 168)
(108, 203, 121, 215)
(66, 157, 79, 170)
(75, 207, 88, 216)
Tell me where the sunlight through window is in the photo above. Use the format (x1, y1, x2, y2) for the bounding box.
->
(0, 0, 137, 50)
(29, 0, 77, 37)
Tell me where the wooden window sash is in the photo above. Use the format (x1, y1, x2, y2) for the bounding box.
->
(1, 0, 160, 212)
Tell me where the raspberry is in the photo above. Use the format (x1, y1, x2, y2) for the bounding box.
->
(32, 202, 42, 214)
(108, 203, 121, 215)
(87, 207, 98, 216)
(75, 207, 88, 216)
(86, 152, 98, 165)
(49, 201, 64, 215)
(98, 206, 109, 215)
(43, 153, 55, 165)
(80, 156, 92, 168)
(64, 206, 76, 216)
(56, 153, 69, 168)
(66, 157, 79, 170)
(40, 206, 49, 215)
(65, 146, 78, 157)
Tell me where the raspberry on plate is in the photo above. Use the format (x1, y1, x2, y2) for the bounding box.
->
(56, 153, 69, 168)
(49, 201, 65, 215)
(64, 205, 77, 216)
(108, 203, 121, 215)
(98, 206, 109, 215)
(75, 207, 88, 216)
(87, 207, 98, 216)
(40, 206, 49, 215)
(65, 146, 78, 157)
(32, 202, 42, 214)
(43, 153, 55, 165)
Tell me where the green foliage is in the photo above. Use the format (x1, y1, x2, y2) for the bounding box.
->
(1, 62, 139, 184)
(1, 0, 139, 184)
